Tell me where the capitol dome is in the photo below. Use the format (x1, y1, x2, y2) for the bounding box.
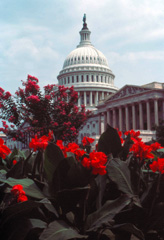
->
(57, 14, 118, 111)
(63, 46, 109, 69)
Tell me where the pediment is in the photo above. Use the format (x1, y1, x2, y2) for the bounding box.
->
(107, 85, 150, 101)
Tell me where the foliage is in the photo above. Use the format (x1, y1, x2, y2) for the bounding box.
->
(0, 75, 91, 144)
(0, 127, 164, 240)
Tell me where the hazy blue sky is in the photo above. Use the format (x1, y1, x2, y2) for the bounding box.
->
(0, 0, 164, 93)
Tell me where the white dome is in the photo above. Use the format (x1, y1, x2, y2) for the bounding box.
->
(63, 45, 109, 69)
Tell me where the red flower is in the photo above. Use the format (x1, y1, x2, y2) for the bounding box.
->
(82, 136, 95, 146)
(130, 141, 154, 161)
(11, 184, 25, 196)
(11, 184, 28, 202)
(56, 140, 67, 157)
(82, 151, 107, 175)
(4, 91, 12, 100)
(0, 138, 11, 159)
(17, 194, 28, 202)
(150, 142, 163, 151)
(26, 95, 40, 103)
(66, 142, 80, 154)
(13, 159, 17, 165)
(29, 134, 49, 151)
(149, 158, 164, 174)
(125, 130, 141, 143)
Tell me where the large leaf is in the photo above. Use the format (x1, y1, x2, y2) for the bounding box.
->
(112, 223, 144, 240)
(106, 158, 141, 207)
(44, 143, 64, 183)
(0, 177, 45, 199)
(49, 156, 90, 196)
(39, 220, 87, 240)
(0, 200, 42, 230)
(98, 124, 122, 157)
(86, 194, 131, 232)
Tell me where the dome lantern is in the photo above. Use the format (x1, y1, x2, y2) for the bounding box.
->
(77, 14, 92, 48)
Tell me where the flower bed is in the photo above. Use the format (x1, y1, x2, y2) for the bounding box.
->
(0, 125, 164, 240)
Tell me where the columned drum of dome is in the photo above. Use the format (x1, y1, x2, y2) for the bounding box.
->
(57, 14, 118, 111)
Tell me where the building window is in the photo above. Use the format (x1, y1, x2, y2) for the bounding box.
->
(93, 123, 95, 128)
(86, 75, 89, 82)
(68, 77, 70, 84)
(92, 75, 94, 82)
(72, 76, 74, 83)
(101, 76, 103, 82)
(77, 76, 79, 82)
(81, 75, 84, 82)
(87, 125, 90, 129)
(96, 76, 98, 82)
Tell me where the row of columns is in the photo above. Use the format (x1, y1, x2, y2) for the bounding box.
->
(60, 74, 114, 85)
(98, 98, 164, 134)
(78, 91, 109, 106)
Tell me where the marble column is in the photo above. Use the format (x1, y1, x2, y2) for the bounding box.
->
(90, 91, 92, 106)
(95, 91, 98, 106)
(139, 102, 144, 130)
(102, 92, 104, 100)
(154, 99, 159, 126)
(113, 108, 116, 128)
(84, 91, 87, 106)
(146, 100, 151, 130)
(119, 107, 123, 131)
(125, 105, 129, 131)
(132, 104, 136, 130)
(107, 109, 111, 125)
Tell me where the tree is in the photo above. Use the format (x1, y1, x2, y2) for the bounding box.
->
(0, 75, 90, 145)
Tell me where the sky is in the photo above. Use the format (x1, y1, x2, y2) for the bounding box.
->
(0, 0, 164, 94)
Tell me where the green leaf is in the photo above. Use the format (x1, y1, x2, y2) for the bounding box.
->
(157, 148, 164, 153)
(106, 158, 141, 207)
(44, 143, 64, 183)
(86, 194, 131, 232)
(39, 220, 88, 240)
(107, 158, 133, 194)
(98, 124, 122, 157)
(112, 223, 144, 240)
(30, 218, 47, 229)
(0, 177, 45, 199)
(0, 200, 42, 230)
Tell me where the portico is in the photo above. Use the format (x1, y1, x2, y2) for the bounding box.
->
(96, 84, 164, 139)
